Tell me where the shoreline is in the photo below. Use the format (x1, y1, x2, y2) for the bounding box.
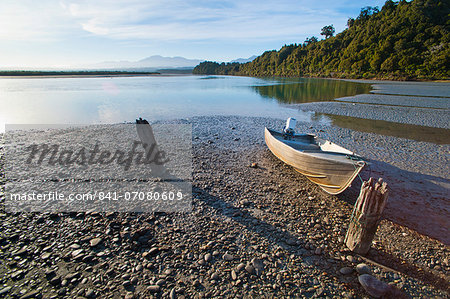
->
(1, 72, 449, 82)
(192, 73, 450, 83)
(0, 74, 161, 79)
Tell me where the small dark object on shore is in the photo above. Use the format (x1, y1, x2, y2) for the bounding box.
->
(249, 162, 258, 168)
(136, 117, 149, 124)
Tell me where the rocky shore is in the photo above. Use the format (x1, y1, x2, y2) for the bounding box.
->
(0, 116, 449, 298)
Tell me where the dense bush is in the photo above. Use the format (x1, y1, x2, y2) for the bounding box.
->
(193, 0, 449, 80)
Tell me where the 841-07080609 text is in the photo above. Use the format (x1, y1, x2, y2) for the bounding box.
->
(9, 191, 185, 202)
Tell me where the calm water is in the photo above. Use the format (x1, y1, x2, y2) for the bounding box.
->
(0, 75, 447, 144)
(253, 77, 371, 103)
(324, 114, 450, 145)
(0, 75, 368, 131)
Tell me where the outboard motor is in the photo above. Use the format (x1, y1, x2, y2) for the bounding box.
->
(283, 117, 296, 138)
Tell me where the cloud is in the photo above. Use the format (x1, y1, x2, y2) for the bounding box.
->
(0, 0, 386, 43)
(62, 0, 346, 42)
(0, 0, 77, 41)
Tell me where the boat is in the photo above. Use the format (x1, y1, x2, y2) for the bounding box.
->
(265, 118, 366, 194)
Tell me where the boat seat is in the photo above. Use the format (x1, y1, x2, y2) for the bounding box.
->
(282, 139, 320, 151)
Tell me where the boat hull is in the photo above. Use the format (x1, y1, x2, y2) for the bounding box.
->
(265, 128, 365, 194)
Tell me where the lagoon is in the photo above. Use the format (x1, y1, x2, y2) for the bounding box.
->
(0, 75, 448, 144)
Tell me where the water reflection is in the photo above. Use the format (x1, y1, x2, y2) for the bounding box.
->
(253, 78, 372, 103)
(323, 113, 450, 144)
(0, 76, 331, 133)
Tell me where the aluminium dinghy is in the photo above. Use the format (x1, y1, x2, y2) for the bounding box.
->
(265, 118, 366, 194)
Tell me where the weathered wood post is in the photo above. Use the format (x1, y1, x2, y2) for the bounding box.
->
(344, 178, 388, 255)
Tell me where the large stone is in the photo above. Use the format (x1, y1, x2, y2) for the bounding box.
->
(358, 274, 389, 298)
(251, 258, 264, 275)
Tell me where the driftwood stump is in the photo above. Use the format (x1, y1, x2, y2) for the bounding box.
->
(345, 178, 388, 255)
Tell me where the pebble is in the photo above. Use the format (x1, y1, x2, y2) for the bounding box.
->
(358, 274, 390, 298)
(0, 287, 11, 295)
(147, 285, 161, 293)
(122, 273, 131, 280)
(169, 288, 176, 299)
(211, 272, 220, 281)
(70, 243, 81, 249)
(18, 290, 40, 299)
(204, 253, 212, 262)
(198, 259, 206, 266)
(223, 253, 234, 261)
(356, 263, 371, 275)
(236, 263, 246, 272)
(49, 276, 61, 285)
(340, 267, 353, 275)
(251, 258, 264, 271)
(124, 293, 134, 299)
(72, 249, 84, 257)
(149, 247, 159, 255)
(90, 238, 102, 247)
(346, 255, 356, 263)
(245, 264, 256, 275)
(14, 247, 27, 256)
(41, 252, 51, 260)
(231, 270, 237, 280)
(156, 279, 166, 286)
(85, 289, 95, 298)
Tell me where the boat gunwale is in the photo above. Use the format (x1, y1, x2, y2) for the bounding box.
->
(266, 128, 365, 164)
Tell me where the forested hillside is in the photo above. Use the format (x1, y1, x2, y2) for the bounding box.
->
(193, 0, 449, 80)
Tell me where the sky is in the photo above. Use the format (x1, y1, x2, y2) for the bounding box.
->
(0, 0, 387, 68)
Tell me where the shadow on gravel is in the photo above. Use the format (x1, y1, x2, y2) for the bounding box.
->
(192, 186, 361, 296)
(364, 249, 450, 294)
(339, 159, 450, 246)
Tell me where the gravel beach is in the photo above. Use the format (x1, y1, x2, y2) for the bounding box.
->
(0, 115, 449, 298)
(298, 80, 450, 129)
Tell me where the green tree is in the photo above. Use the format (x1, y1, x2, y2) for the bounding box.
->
(303, 36, 318, 46)
(193, 0, 450, 80)
(320, 25, 335, 39)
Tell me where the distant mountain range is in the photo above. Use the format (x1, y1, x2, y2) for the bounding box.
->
(91, 55, 203, 69)
(89, 55, 257, 70)
(230, 55, 258, 64)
